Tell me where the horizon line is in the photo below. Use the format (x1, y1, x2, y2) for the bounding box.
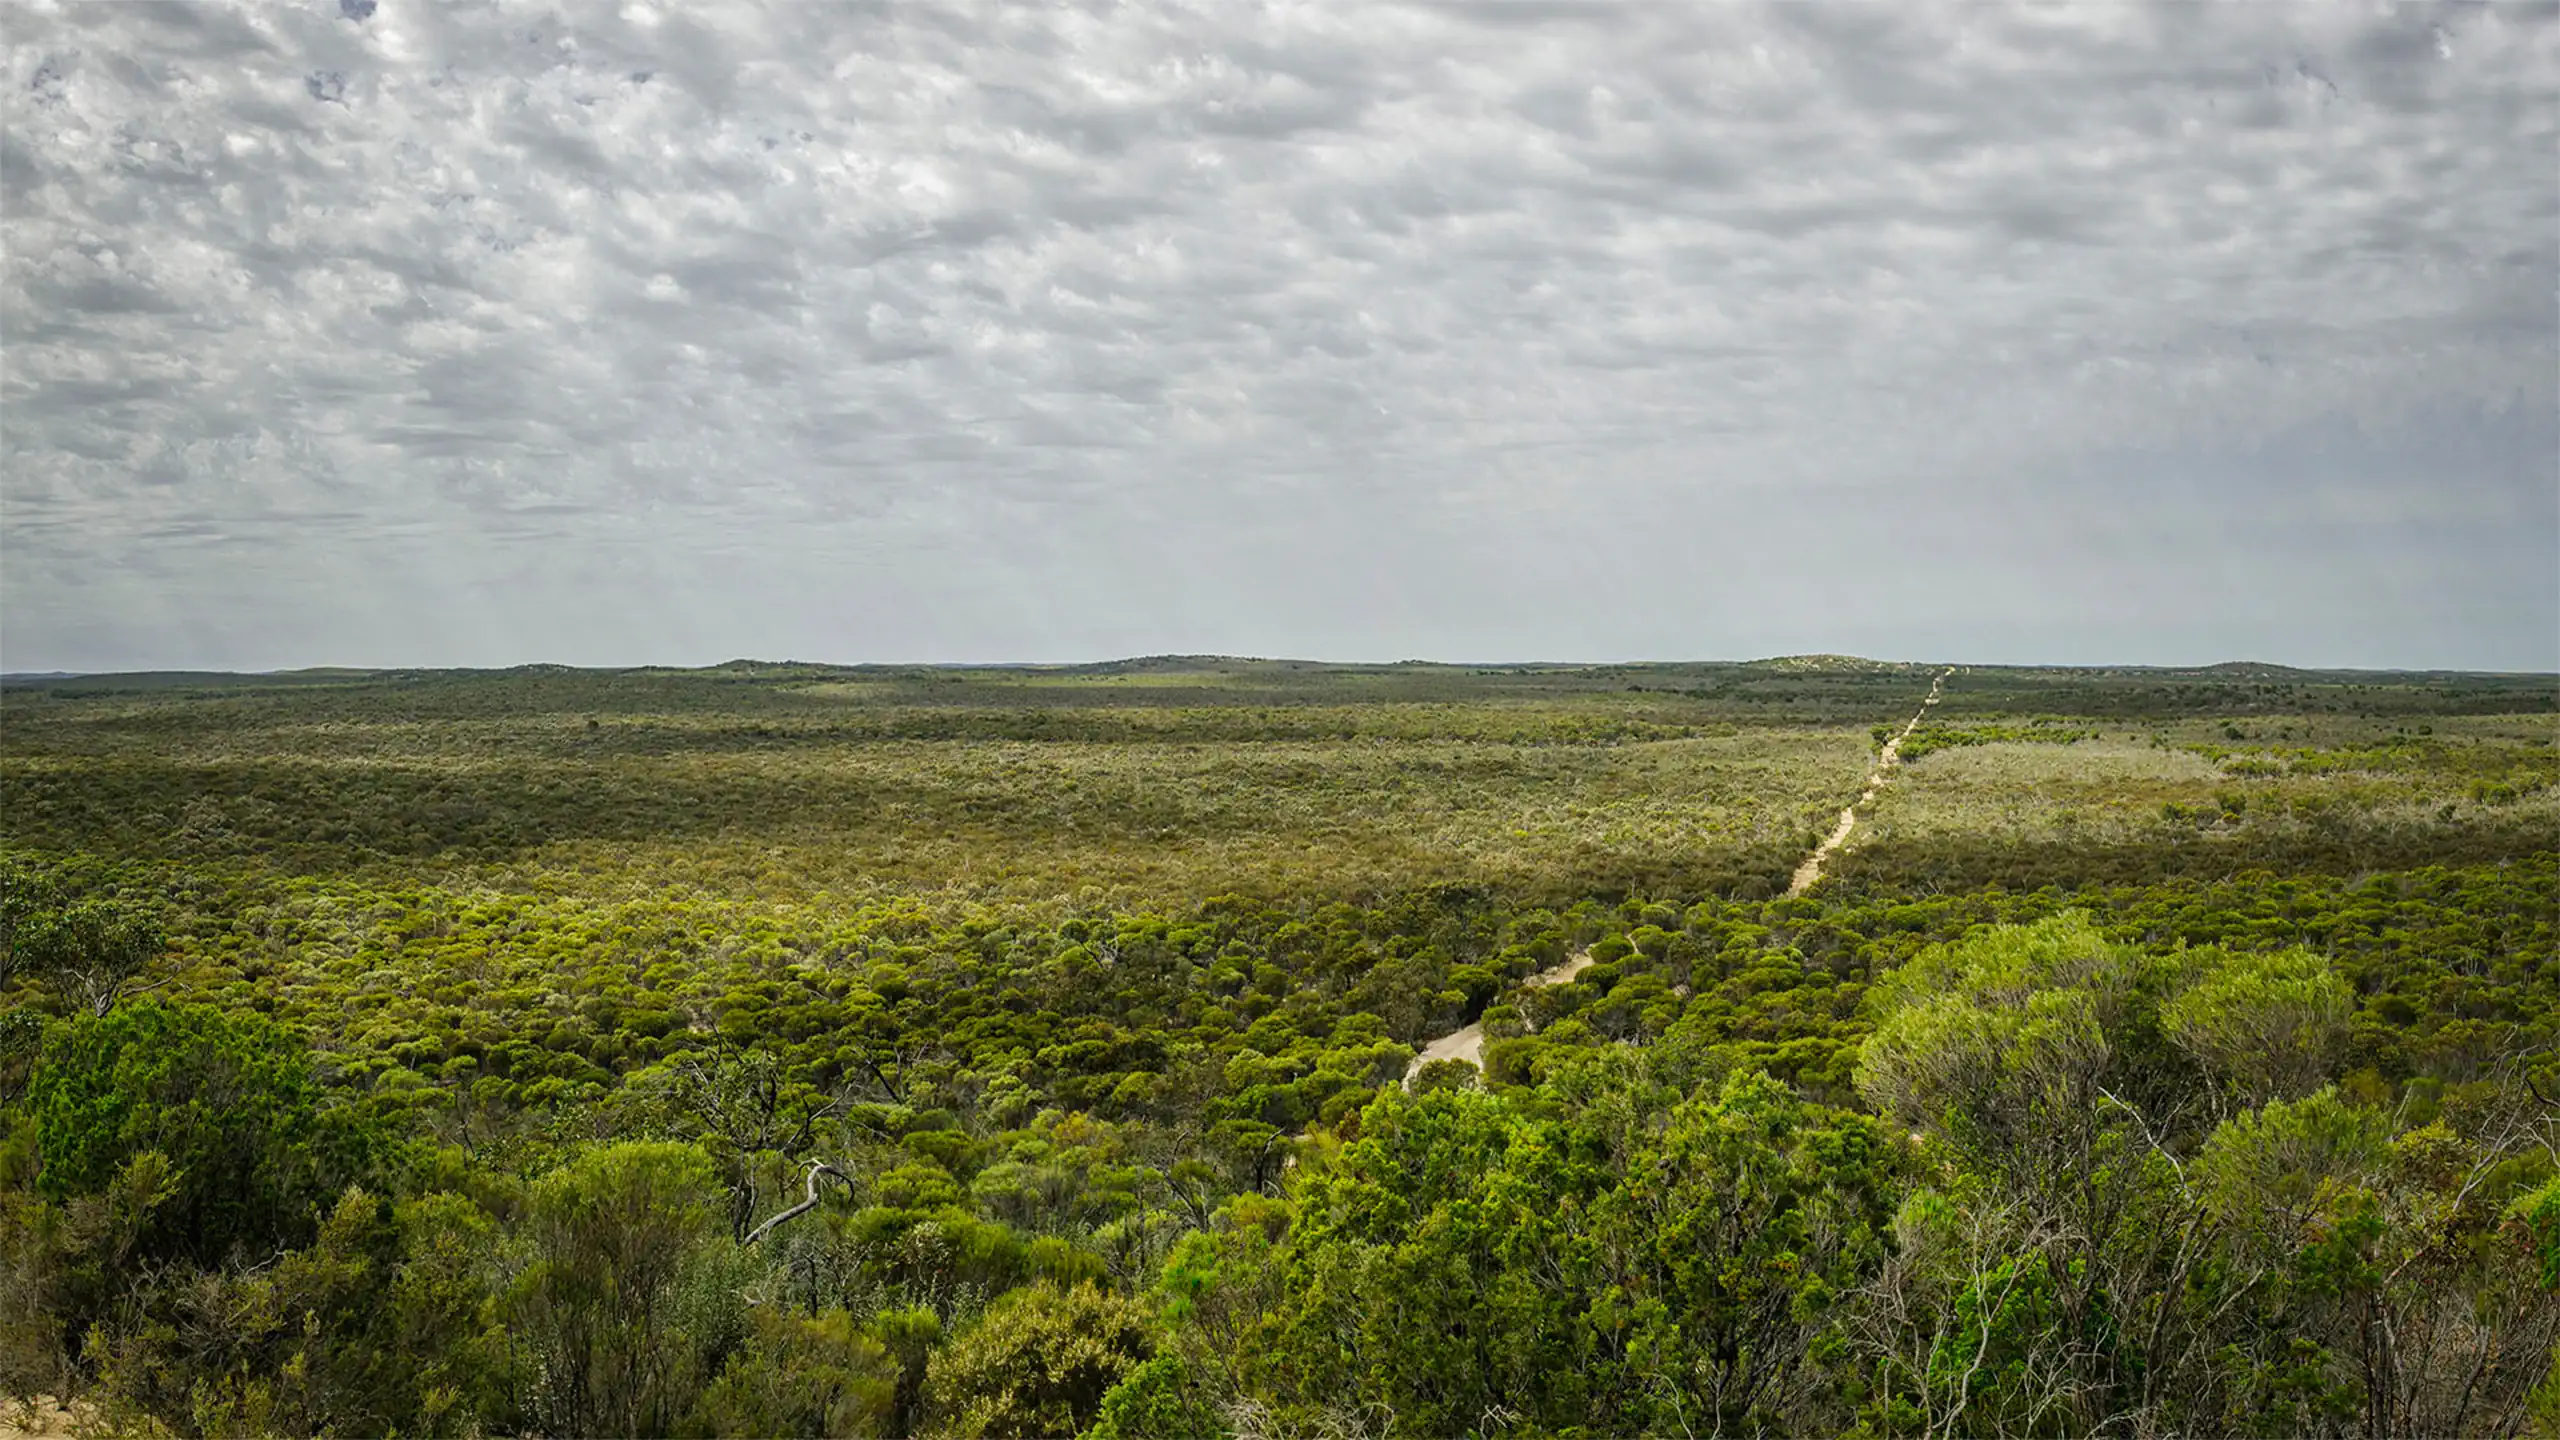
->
(8, 654, 2558, 683)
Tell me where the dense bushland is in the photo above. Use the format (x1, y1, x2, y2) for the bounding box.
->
(1, 660, 2552, 1437)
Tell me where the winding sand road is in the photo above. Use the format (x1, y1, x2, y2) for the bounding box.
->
(1403, 667, 1953, 1083)
(1787, 667, 1952, 896)
(1403, 948, 1597, 1081)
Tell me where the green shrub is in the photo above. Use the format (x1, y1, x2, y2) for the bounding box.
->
(28, 999, 373, 1263)
(923, 1280, 1153, 1439)
(510, 1141, 742, 1439)
(690, 1306, 899, 1438)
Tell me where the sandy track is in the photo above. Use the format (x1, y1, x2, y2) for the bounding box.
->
(0, 1398, 80, 1440)
(1404, 949, 1596, 1082)
(1399, 668, 1951, 1081)
(1786, 668, 1951, 896)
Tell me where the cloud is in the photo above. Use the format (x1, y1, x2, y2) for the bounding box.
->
(2, 0, 2553, 670)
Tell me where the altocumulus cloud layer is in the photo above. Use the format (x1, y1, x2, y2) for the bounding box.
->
(2, 0, 2554, 671)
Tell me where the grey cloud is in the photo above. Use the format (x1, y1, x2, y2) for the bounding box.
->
(2, 0, 2552, 672)
(110, 3, 278, 60)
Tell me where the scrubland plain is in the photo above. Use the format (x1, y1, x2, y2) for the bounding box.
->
(1, 657, 2553, 1438)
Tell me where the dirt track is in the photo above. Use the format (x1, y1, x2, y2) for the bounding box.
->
(1786, 667, 1951, 897)
(0, 1398, 79, 1440)
(1402, 667, 1951, 1080)
(1404, 949, 1595, 1081)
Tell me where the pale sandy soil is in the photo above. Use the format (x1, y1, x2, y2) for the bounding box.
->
(1405, 948, 1598, 1081)
(0, 1397, 82, 1440)
(1787, 668, 1950, 896)
(1400, 670, 1955, 1079)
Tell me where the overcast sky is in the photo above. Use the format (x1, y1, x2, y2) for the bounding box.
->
(3, 1, 2554, 673)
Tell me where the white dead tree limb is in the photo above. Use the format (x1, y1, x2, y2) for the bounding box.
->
(743, 1161, 851, 1245)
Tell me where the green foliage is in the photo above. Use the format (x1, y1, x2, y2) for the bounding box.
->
(27, 1000, 372, 1263)
(2509, 1175, 2560, 1291)
(691, 1306, 899, 1439)
(385, 1191, 514, 1435)
(921, 1281, 1153, 1439)
(1852, 943, 2557, 1439)
(511, 1141, 744, 1439)
(1918, 1250, 2075, 1437)
(0, 663, 1910, 906)
(1897, 721, 2096, 762)
(54, 1181, 516, 1438)
(1856, 913, 2140, 1170)
(0, 661, 2550, 1437)
(2527, 1343, 2560, 1439)
(1160, 1068, 1893, 1435)
(2196, 1088, 2392, 1235)
(2160, 948, 2352, 1105)
(1083, 1353, 1224, 1440)
(0, 859, 67, 991)
(0, 1147, 175, 1400)
(0, 862, 165, 1014)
